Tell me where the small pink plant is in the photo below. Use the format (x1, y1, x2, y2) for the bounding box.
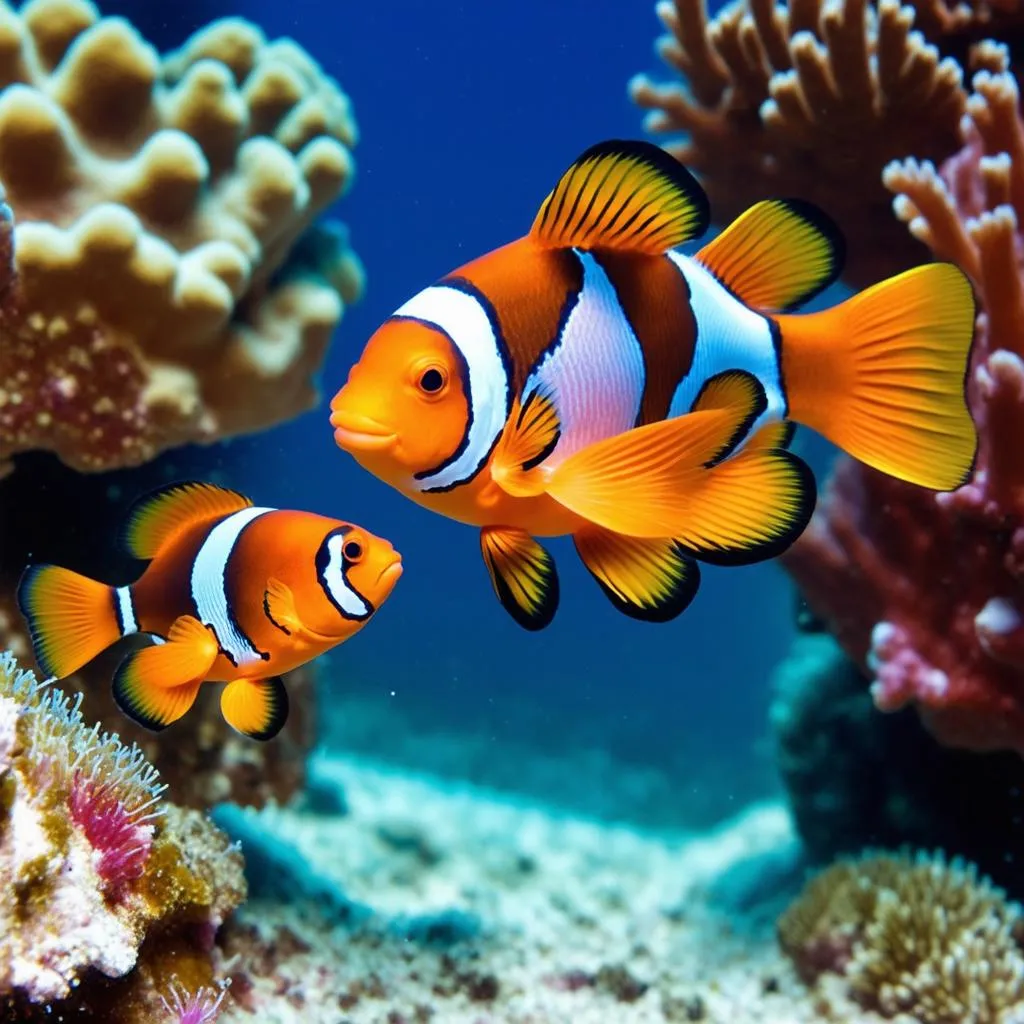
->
(69, 770, 157, 896)
(159, 981, 227, 1023)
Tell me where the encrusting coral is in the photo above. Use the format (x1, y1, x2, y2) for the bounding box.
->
(783, 41, 1024, 756)
(0, 648, 245, 1017)
(626, 0, 1024, 286)
(0, 0, 364, 476)
(779, 849, 1024, 1022)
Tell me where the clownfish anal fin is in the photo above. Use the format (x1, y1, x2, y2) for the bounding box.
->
(746, 420, 796, 451)
(480, 527, 559, 631)
(111, 616, 216, 732)
(491, 386, 561, 497)
(530, 140, 709, 255)
(263, 577, 304, 637)
(694, 198, 844, 313)
(574, 529, 700, 623)
(122, 481, 253, 560)
(221, 676, 289, 742)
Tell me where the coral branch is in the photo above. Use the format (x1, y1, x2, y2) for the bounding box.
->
(630, 0, 968, 284)
(784, 46, 1024, 754)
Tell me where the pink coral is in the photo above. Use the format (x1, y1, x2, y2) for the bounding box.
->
(69, 771, 156, 897)
(159, 981, 226, 1023)
(783, 44, 1024, 754)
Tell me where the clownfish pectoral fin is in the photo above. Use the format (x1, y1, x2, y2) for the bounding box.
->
(574, 529, 700, 623)
(530, 140, 710, 254)
(111, 616, 217, 731)
(688, 370, 768, 465)
(780, 262, 977, 491)
(263, 577, 306, 637)
(17, 564, 124, 679)
(695, 199, 844, 313)
(480, 527, 559, 631)
(121, 481, 252, 560)
(544, 402, 816, 560)
(220, 676, 289, 741)
(491, 386, 561, 497)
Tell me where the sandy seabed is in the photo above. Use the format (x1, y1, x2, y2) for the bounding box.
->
(213, 755, 902, 1023)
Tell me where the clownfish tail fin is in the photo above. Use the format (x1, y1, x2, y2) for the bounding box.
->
(779, 262, 978, 492)
(17, 565, 127, 679)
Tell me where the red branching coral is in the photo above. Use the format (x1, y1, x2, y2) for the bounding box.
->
(70, 771, 157, 897)
(783, 43, 1024, 754)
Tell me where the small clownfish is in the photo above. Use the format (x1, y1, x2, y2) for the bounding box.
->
(17, 482, 403, 740)
(330, 139, 978, 631)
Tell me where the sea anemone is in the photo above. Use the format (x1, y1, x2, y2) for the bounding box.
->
(159, 980, 227, 1023)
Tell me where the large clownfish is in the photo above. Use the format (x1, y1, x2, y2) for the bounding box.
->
(330, 140, 977, 630)
(17, 482, 402, 740)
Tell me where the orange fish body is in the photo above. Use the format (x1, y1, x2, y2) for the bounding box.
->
(332, 140, 978, 630)
(18, 482, 402, 740)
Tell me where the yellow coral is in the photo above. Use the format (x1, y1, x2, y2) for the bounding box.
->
(0, 0, 364, 474)
(779, 850, 1024, 1023)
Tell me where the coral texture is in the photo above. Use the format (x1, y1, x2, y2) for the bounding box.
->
(0, 0, 364, 475)
(779, 849, 1024, 1022)
(0, 649, 245, 1013)
(629, 0, 971, 284)
(783, 43, 1024, 755)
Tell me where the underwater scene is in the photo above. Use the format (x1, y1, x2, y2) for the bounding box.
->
(3, 0, 1024, 1020)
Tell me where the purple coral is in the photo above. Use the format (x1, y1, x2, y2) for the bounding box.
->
(159, 981, 227, 1023)
(69, 771, 155, 895)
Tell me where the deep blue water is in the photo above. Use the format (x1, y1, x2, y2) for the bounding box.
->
(91, 0, 840, 820)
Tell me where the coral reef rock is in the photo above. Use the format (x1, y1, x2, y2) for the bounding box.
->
(771, 632, 1024, 895)
(0, 649, 245, 1018)
(0, 1, 364, 475)
(780, 849, 1024, 1023)
(629, 0, 972, 285)
(784, 42, 1024, 757)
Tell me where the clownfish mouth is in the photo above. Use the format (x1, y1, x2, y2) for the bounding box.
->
(377, 558, 403, 588)
(330, 410, 398, 453)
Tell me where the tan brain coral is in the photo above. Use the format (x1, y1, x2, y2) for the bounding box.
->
(0, 0, 365, 474)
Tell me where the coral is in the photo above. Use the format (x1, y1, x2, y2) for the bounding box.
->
(783, 44, 1024, 755)
(159, 981, 226, 1024)
(629, 0, 971, 284)
(0, 649, 245, 1013)
(770, 632, 1024, 895)
(0, 0, 364, 475)
(779, 849, 1024, 1022)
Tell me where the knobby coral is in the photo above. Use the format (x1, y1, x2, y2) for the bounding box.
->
(780, 850, 1024, 1022)
(629, 0, 971, 284)
(0, 649, 245, 1009)
(0, 0, 364, 476)
(783, 42, 1024, 755)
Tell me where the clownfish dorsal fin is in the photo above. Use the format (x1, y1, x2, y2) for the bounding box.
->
(480, 527, 559, 631)
(263, 577, 306, 637)
(491, 385, 561, 497)
(530, 140, 710, 255)
(694, 199, 844, 313)
(221, 676, 290, 741)
(122, 481, 253, 560)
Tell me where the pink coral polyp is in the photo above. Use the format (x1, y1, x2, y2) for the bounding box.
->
(69, 771, 155, 895)
(159, 982, 226, 1023)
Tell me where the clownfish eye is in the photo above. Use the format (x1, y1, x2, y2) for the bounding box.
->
(418, 366, 446, 394)
(343, 539, 364, 562)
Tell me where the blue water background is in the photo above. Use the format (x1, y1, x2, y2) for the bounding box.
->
(104, 0, 841, 825)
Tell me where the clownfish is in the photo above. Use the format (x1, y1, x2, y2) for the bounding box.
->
(17, 482, 402, 740)
(330, 140, 977, 630)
